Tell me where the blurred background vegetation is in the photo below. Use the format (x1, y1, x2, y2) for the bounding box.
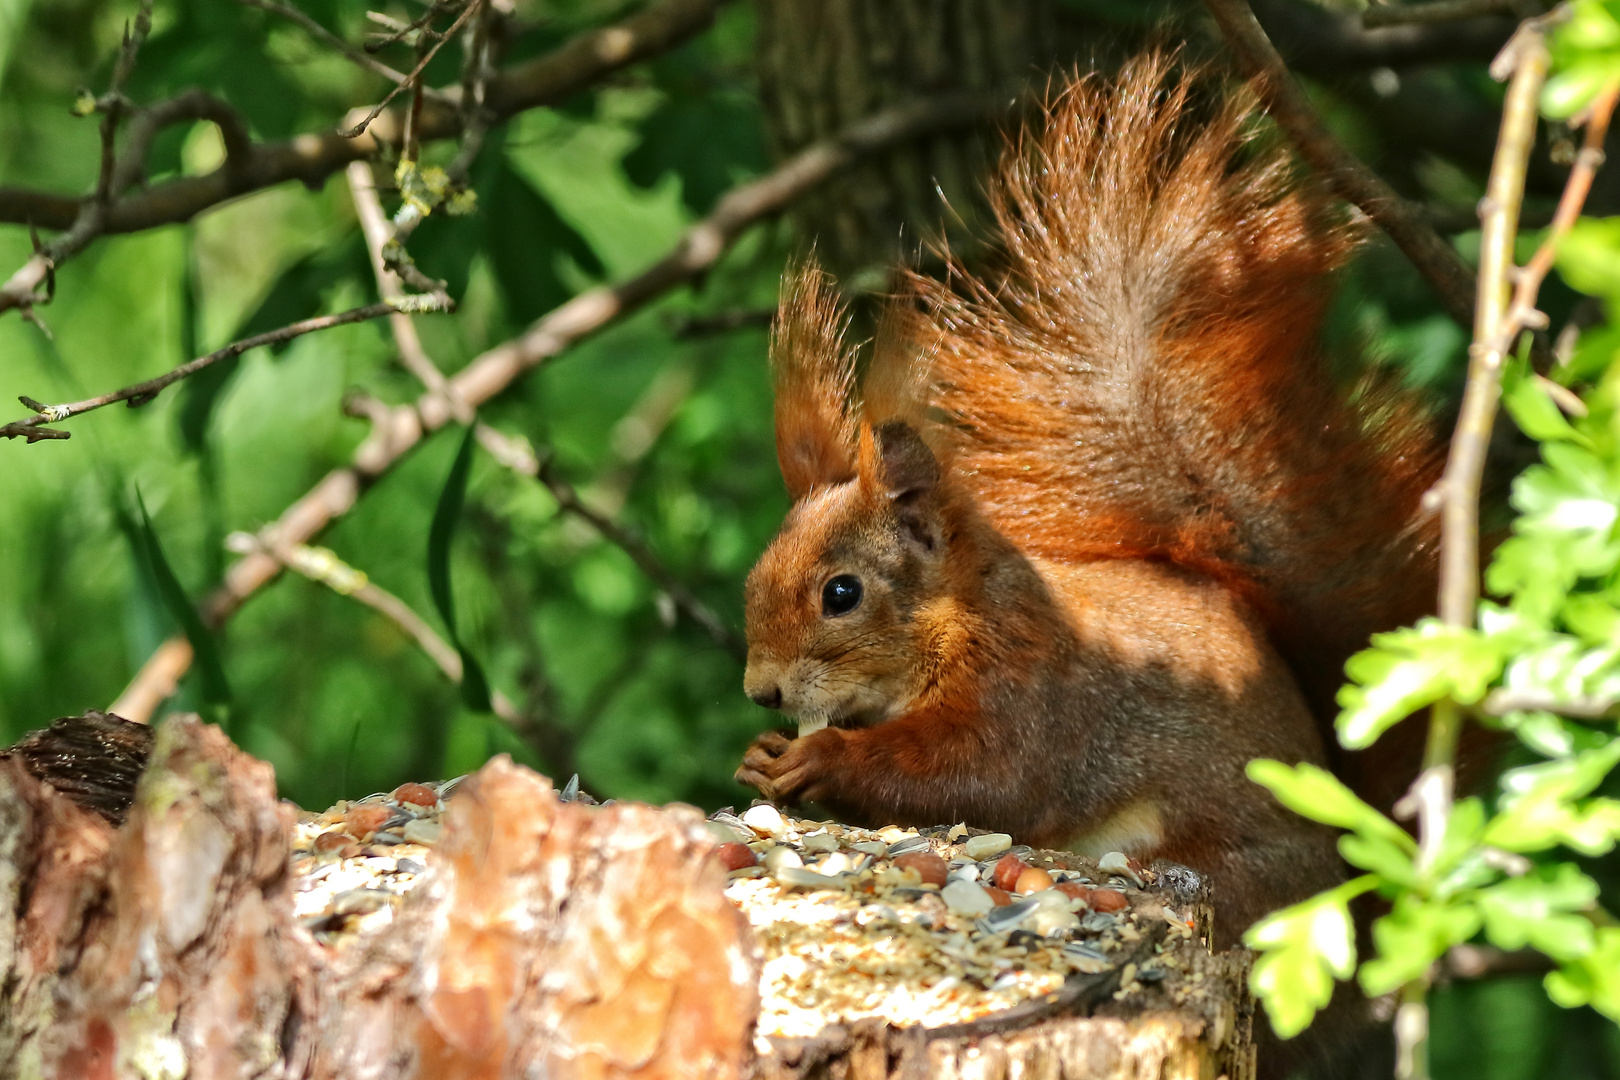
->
(0, 0, 1616, 1074)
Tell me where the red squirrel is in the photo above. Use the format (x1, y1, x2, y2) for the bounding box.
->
(734, 57, 1445, 951)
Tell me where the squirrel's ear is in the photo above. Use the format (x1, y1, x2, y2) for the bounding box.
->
(866, 420, 944, 553)
(772, 260, 858, 500)
(872, 420, 940, 500)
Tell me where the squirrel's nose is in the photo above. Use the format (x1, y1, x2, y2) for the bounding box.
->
(749, 685, 783, 710)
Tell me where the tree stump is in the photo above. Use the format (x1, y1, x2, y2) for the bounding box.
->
(0, 715, 1256, 1079)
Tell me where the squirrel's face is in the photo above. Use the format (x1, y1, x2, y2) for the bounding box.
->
(744, 421, 947, 735)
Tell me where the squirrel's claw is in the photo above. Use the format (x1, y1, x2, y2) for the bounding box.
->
(735, 728, 814, 802)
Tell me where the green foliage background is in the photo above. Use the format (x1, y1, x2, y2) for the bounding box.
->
(0, 0, 1617, 1076)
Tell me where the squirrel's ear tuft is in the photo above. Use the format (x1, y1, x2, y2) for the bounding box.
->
(772, 259, 858, 500)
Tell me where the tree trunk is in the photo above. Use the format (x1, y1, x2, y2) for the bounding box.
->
(0, 715, 1255, 1079)
(752, 0, 1152, 281)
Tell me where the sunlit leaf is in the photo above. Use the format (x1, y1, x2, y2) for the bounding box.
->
(1502, 354, 1588, 447)
(1359, 895, 1482, 997)
(1336, 621, 1506, 749)
(1247, 760, 1416, 851)
(1546, 925, 1620, 1021)
(1486, 739, 1620, 854)
(1245, 877, 1375, 1038)
(1476, 864, 1599, 962)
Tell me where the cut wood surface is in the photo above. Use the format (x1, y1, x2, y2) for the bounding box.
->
(0, 715, 1254, 1079)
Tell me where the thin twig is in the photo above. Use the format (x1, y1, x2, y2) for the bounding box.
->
(0, 0, 727, 317)
(97, 0, 156, 205)
(1204, 0, 1479, 330)
(0, 299, 438, 441)
(346, 160, 468, 414)
(1249, 0, 1518, 75)
(1495, 83, 1620, 357)
(1400, 22, 1558, 1080)
(107, 92, 1002, 720)
(227, 532, 523, 723)
(0, 0, 154, 315)
(1440, 943, 1555, 980)
(237, 0, 451, 100)
(363, 1, 450, 53)
(1435, 24, 1554, 632)
(1363, 0, 1529, 28)
(474, 423, 745, 660)
(341, 0, 482, 139)
(0, 89, 253, 314)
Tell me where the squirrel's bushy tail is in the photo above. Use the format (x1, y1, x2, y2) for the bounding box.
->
(912, 55, 1444, 722)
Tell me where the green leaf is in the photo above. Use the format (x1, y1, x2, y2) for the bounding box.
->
(1359, 895, 1482, 996)
(624, 91, 767, 213)
(133, 491, 230, 708)
(1546, 925, 1620, 1021)
(1545, 0, 1620, 118)
(1560, 593, 1620, 645)
(178, 235, 371, 453)
(1560, 217, 1620, 308)
(1485, 442, 1620, 620)
(1338, 833, 1418, 890)
(1336, 621, 1506, 749)
(1248, 760, 1416, 852)
(427, 426, 492, 713)
(483, 155, 605, 325)
(1476, 864, 1599, 962)
(1500, 711, 1615, 758)
(1502, 353, 1589, 447)
(1543, 64, 1620, 119)
(1486, 739, 1620, 853)
(1564, 324, 1620, 383)
(1429, 798, 1497, 896)
(1244, 877, 1376, 1038)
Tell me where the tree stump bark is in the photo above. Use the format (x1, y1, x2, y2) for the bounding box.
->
(0, 715, 1256, 1079)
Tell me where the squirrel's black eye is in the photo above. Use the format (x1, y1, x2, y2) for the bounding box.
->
(821, 574, 863, 617)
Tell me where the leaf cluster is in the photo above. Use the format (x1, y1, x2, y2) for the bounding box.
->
(1245, 4, 1620, 1041)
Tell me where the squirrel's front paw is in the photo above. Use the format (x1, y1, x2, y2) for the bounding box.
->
(735, 729, 835, 804)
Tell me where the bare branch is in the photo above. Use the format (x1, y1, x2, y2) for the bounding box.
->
(1396, 23, 1562, 1078)
(1249, 0, 1518, 75)
(0, 299, 440, 441)
(226, 532, 525, 724)
(1436, 23, 1556, 632)
(108, 638, 193, 723)
(1362, 0, 1531, 28)
(346, 160, 468, 414)
(1204, 0, 1479, 330)
(1495, 83, 1620, 358)
(108, 92, 1001, 720)
(237, 0, 446, 97)
(341, 0, 482, 139)
(0, 0, 156, 315)
(98, 0, 157, 204)
(0, 0, 728, 316)
(475, 423, 745, 661)
(1440, 944, 1555, 981)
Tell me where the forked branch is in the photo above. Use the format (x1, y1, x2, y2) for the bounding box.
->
(0, 298, 445, 442)
(1204, 0, 1479, 330)
(108, 92, 1005, 720)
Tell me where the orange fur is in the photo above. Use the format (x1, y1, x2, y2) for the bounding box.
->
(739, 60, 1448, 1070)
